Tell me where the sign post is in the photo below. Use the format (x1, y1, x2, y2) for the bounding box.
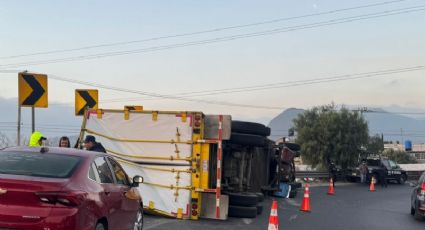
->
(18, 72, 48, 145)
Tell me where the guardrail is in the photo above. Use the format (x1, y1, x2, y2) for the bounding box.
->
(296, 170, 424, 181)
(296, 171, 329, 178)
(407, 171, 424, 181)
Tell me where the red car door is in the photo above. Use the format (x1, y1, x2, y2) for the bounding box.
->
(107, 158, 140, 229)
(93, 157, 124, 230)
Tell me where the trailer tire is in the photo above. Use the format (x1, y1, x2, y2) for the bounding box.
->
(228, 205, 258, 218)
(231, 121, 271, 136)
(255, 192, 265, 202)
(228, 193, 259, 206)
(230, 133, 266, 147)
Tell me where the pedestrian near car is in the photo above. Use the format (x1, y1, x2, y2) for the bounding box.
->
(329, 162, 337, 187)
(378, 167, 388, 188)
(359, 161, 368, 184)
(84, 135, 106, 153)
(29, 131, 47, 147)
(59, 136, 71, 148)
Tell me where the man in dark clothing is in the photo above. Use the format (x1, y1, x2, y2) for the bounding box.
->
(329, 162, 337, 187)
(379, 167, 388, 188)
(84, 135, 106, 153)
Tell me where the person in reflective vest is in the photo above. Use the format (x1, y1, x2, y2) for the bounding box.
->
(29, 131, 47, 147)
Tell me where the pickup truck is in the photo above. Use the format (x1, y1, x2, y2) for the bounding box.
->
(346, 157, 407, 184)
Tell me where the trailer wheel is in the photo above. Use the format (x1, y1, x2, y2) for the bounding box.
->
(231, 121, 271, 136)
(255, 192, 265, 202)
(228, 193, 259, 206)
(228, 205, 258, 218)
(230, 133, 266, 147)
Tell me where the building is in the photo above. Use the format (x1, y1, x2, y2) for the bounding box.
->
(384, 143, 425, 163)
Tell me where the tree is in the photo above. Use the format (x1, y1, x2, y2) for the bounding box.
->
(366, 134, 384, 154)
(293, 104, 369, 169)
(383, 149, 417, 164)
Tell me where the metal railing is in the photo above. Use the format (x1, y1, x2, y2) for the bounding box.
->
(296, 171, 329, 178)
(296, 170, 424, 181)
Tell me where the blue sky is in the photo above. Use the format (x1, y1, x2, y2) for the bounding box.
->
(1, 0, 425, 124)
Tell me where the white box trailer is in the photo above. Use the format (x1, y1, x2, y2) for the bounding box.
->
(78, 108, 231, 220)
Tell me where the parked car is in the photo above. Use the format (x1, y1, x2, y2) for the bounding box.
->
(0, 147, 144, 230)
(411, 172, 425, 221)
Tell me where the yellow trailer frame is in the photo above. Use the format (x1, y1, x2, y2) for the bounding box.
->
(78, 108, 224, 220)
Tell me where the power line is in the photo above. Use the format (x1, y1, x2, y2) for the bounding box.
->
(46, 74, 285, 110)
(42, 64, 424, 110)
(0, 0, 409, 60)
(1, 5, 425, 68)
(101, 65, 425, 103)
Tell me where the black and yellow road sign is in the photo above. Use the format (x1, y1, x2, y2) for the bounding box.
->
(75, 89, 98, 116)
(18, 73, 48, 107)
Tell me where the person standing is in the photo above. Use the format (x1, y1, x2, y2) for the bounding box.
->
(359, 161, 368, 184)
(329, 162, 337, 187)
(29, 131, 47, 147)
(83, 135, 106, 153)
(59, 136, 71, 148)
(378, 167, 388, 188)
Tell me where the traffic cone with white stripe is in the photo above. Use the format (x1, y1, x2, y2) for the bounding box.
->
(327, 178, 335, 195)
(369, 176, 376, 192)
(268, 200, 279, 230)
(300, 184, 311, 212)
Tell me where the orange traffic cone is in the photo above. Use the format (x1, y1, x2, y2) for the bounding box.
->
(268, 200, 279, 230)
(327, 178, 335, 195)
(300, 184, 311, 212)
(369, 176, 376, 192)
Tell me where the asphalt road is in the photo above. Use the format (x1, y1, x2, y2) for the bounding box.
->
(144, 183, 424, 230)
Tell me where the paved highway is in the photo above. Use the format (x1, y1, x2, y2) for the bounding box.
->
(144, 183, 424, 230)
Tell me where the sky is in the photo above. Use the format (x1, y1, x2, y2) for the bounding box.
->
(1, 0, 425, 127)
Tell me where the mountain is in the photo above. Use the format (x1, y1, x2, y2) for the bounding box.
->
(0, 97, 82, 145)
(268, 108, 425, 144)
(268, 108, 304, 140)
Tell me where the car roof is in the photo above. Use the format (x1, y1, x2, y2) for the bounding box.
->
(1, 146, 105, 159)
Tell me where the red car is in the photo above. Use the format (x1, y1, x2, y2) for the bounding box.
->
(411, 172, 425, 221)
(0, 147, 144, 230)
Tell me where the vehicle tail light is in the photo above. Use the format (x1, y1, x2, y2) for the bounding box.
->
(191, 199, 199, 218)
(35, 191, 87, 207)
(192, 204, 198, 210)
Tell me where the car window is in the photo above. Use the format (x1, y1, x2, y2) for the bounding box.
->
(88, 163, 97, 181)
(381, 160, 390, 169)
(0, 151, 81, 178)
(388, 160, 397, 169)
(94, 157, 114, 184)
(107, 158, 129, 185)
(366, 159, 380, 166)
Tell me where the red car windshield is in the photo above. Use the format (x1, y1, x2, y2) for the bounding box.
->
(0, 151, 82, 178)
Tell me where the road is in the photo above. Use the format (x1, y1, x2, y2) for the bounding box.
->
(144, 183, 424, 230)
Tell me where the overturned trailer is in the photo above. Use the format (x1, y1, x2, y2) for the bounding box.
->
(78, 108, 299, 220)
